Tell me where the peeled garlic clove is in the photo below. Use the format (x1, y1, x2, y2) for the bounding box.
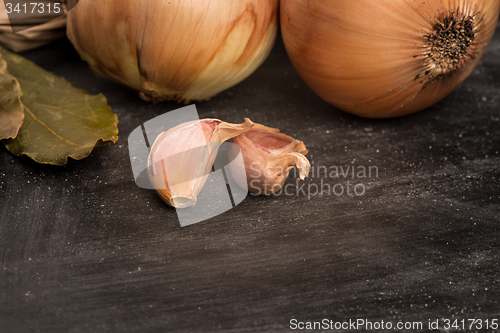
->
(228, 126, 310, 195)
(148, 118, 254, 208)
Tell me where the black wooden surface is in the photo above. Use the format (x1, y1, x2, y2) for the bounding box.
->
(1, 23, 500, 333)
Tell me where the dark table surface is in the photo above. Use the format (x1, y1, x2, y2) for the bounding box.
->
(1, 21, 500, 333)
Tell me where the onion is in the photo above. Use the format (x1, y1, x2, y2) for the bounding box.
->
(281, 0, 500, 118)
(67, 0, 278, 103)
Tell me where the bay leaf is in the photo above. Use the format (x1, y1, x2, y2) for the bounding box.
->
(0, 46, 118, 165)
(0, 53, 24, 140)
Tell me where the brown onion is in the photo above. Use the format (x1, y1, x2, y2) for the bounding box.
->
(67, 0, 278, 103)
(281, 0, 500, 118)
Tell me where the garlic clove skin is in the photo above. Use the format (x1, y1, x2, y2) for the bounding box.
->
(148, 118, 254, 208)
(67, 0, 278, 103)
(228, 127, 311, 195)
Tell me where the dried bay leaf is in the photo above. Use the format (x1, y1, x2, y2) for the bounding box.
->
(0, 46, 118, 165)
(0, 53, 24, 139)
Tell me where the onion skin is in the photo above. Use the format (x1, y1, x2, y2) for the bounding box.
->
(0, 0, 76, 52)
(67, 0, 278, 103)
(281, 0, 500, 118)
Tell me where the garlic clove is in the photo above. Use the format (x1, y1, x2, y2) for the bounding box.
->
(148, 118, 254, 208)
(228, 126, 311, 195)
(0, 0, 73, 52)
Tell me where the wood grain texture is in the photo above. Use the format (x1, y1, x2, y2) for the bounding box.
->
(1, 24, 500, 332)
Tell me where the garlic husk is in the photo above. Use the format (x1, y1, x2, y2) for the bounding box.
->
(281, 0, 500, 118)
(228, 126, 311, 195)
(67, 0, 278, 103)
(148, 118, 254, 208)
(0, 0, 75, 52)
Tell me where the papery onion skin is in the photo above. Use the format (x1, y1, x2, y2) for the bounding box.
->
(281, 0, 500, 118)
(67, 0, 278, 103)
(0, 0, 77, 52)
